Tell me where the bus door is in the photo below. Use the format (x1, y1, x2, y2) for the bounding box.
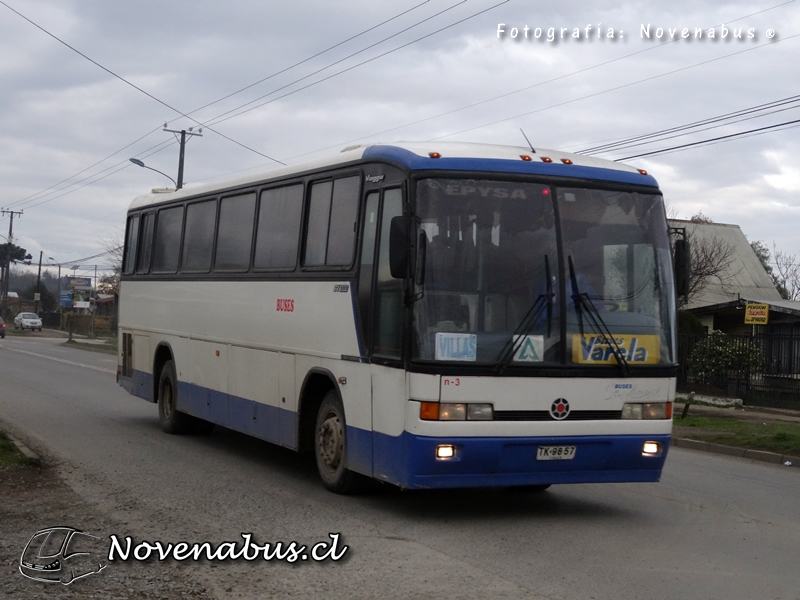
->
(358, 186, 406, 475)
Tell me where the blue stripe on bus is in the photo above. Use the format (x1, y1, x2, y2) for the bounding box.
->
(129, 369, 667, 488)
(175, 381, 298, 449)
(366, 430, 670, 489)
(131, 370, 154, 402)
(362, 145, 660, 187)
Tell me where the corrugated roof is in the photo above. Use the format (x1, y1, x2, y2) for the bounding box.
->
(669, 219, 782, 309)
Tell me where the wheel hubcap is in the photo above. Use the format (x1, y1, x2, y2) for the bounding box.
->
(162, 383, 173, 418)
(318, 412, 343, 472)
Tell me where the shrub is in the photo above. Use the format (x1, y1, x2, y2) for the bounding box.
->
(690, 330, 763, 378)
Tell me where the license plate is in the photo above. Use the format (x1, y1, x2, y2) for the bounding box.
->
(536, 445, 576, 460)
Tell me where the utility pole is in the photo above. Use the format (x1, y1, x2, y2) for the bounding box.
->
(34, 251, 43, 314)
(163, 126, 202, 189)
(1, 209, 23, 316)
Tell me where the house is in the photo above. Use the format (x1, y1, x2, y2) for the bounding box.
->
(669, 219, 798, 334)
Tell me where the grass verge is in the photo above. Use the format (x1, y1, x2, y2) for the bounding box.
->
(673, 416, 800, 457)
(0, 430, 33, 467)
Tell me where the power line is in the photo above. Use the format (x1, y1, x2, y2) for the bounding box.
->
(203, 0, 473, 127)
(578, 94, 800, 155)
(185, 0, 434, 119)
(282, 0, 797, 161)
(614, 117, 800, 161)
(428, 32, 800, 141)
(1, 1, 452, 209)
(0, 0, 283, 165)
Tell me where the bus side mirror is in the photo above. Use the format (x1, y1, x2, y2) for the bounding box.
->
(389, 216, 416, 279)
(674, 238, 690, 297)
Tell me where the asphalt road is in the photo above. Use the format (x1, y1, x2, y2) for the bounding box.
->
(1, 336, 799, 600)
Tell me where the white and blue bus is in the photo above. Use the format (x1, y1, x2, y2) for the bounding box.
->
(118, 141, 684, 493)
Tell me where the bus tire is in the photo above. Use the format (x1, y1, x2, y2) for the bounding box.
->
(158, 360, 193, 434)
(314, 390, 366, 494)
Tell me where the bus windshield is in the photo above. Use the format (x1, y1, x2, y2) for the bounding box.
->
(412, 177, 676, 368)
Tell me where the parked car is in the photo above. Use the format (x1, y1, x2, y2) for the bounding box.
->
(14, 312, 42, 331)
(0, 317, 5, 338)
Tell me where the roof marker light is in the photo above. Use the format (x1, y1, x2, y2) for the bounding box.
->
(638, 169, 648, 175)
(520, 154, 533, 162)
(541, 157, 553, 163)
(429, 152, 442, 159)
(561, 158, 573, 165)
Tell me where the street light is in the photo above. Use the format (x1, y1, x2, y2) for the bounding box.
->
(129, 158, 178, 188)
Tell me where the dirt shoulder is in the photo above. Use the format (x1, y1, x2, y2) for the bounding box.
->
(1, 462, 214, 599)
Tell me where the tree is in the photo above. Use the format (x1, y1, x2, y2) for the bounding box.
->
(25, 282, 57, 312)
(0, 243, 30, 263)
(749, 240, 789, 299)
(773, 244, 800, 301)
(674, 215, 738, 307)
(689, 211, 713, 224)
(98, 235, 123, 294)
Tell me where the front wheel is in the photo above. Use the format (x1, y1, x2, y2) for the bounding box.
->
(314, 391, 366, 494)
(158, 360, 194, 434)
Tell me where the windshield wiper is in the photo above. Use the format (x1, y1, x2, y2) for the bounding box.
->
(568, 256, 630, 376)
(494, 255, 553, 375)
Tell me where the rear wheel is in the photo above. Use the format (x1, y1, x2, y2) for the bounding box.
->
(314, 391, 366, 494)
(158, 360, 194, 434)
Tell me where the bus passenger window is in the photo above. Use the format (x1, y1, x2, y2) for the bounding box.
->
(182, 200, 216, 273)
(304, 176, 360, 267)
(123, 214, 140, 275)
(136, 213, 154, 275)
(152, 206, 184, 274)
(254, 184, 303, 269)
(215, 192, 256, 271)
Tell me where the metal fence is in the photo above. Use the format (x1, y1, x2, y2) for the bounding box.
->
(678, 332, 800, 410)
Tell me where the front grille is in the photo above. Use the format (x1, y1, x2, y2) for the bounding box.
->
(494, 410, 622, 421)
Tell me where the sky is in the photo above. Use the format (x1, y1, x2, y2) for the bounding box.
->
(1, 0, 799, 282)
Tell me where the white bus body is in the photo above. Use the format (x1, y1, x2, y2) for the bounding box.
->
(118, 142, 677, 492)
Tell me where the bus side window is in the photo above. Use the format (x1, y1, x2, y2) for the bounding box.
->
(152, 206, 184, 274)
(136, 213, 154, 275)
(215, 192, 256, 272)
(304, 175, 360, 267)
(374, 188, 404, 358)
(254, 184, 303, 269)
(123, 214, 140, 275)
(182, 200, 216, 273)
(357, 191, 380, 350)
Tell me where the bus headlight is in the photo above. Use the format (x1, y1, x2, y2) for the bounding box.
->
(439, 403, 466, 420)
(419, 402, 494, 421)
(621, 402, 672, 420)
(642, 441, 662, 456)
(436, 444, 456, 459)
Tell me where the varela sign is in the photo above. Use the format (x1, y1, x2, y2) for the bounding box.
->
(744, 303, 769, 325)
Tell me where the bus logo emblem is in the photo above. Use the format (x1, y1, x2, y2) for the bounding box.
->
(550, 398, 570, 420)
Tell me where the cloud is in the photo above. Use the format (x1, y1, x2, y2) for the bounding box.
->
(0, 0, 798, 269)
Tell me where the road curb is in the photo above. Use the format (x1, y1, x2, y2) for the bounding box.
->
(7, 435, 41, 465)
(672, 437, 797, 468)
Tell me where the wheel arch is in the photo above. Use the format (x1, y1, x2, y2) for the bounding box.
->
(297, 368, 340, 454)
(152, 342, 175, 402)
